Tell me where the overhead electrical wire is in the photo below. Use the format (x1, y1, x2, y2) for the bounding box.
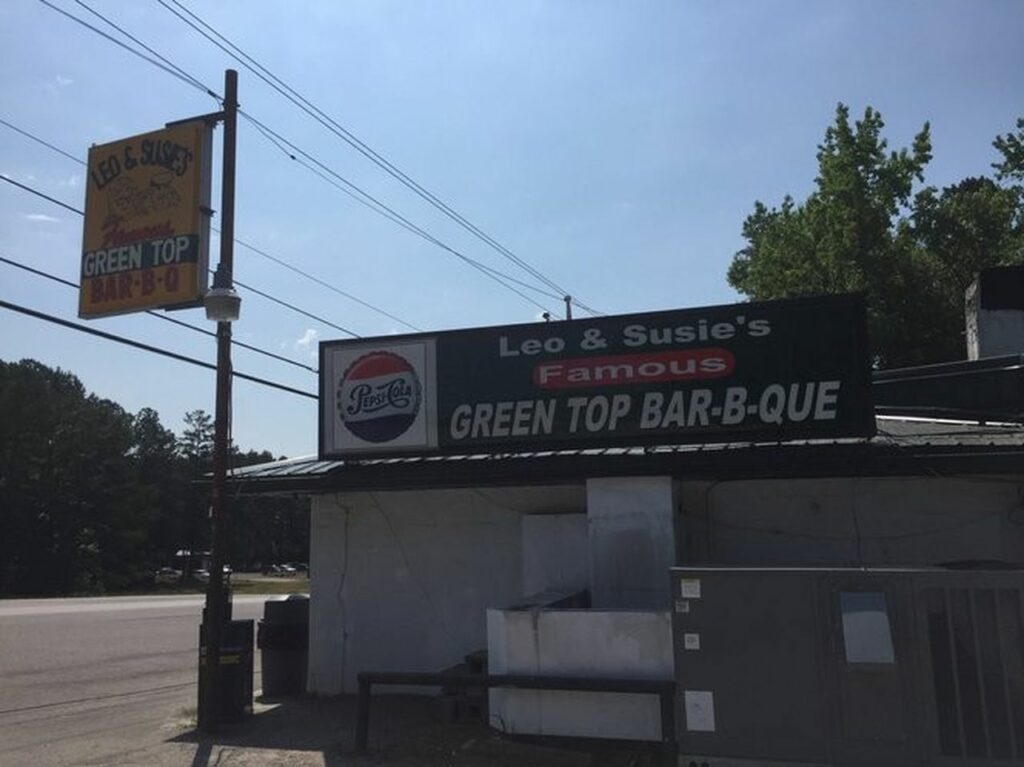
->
(36, 0, 218, 99)
(0, 174, 359, 337)
(223, 231, 421, 332)
(69, 0, 212, 97)
(158, 0, 600, 316)
(155, 0, 602, 317)
(0, 299, 317, 400)
(0, 175, 83, 215)
(244, 114, 562, 302)
(0, 116, 420, 332)
(0, 118, 82, 165)
(37, 0, 560, 317)
(0, 254, 317, 374)
(55, 0, 424, 331)
(241, 112, 559, 311)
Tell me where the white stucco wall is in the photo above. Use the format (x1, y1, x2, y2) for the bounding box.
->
(521, 513, 588, 596)
(306, 472, 1021, 697)
(679, 476, 1024, 566)
(968, 308, 1024, 359)
(587, 476, 676, 608)
(307, 485, 583, 694)
(487, 608, 673, 741)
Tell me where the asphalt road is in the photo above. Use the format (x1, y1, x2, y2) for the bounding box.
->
(0, 595, 634, 766)
(0, 594, 269, 766)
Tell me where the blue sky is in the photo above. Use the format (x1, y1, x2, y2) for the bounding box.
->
(2, 0, 1022, 457)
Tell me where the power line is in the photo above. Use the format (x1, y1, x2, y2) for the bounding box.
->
(156, 0, 600, 316)
(242, 112, 560, 310)
(36, 0, 218, 100)
(0, 115, 419, 329)
(1, 124, 420, 335)
(248, 116, 564, 302)
(1, 173, 361, 336)
(33, 0, 571, 315)
(70, 0, 212, 97)
(232, 277, 357, 337)
(36, 1, 577, 315)
(54, 0, 419, 334)
(0, 121, 411, 333)
(222, 231, 421, 332)
(0, 299, 317, 400)
(0, 118, 84, 165)
(1, 174, 84, 215)
(0, 254, 317, 374)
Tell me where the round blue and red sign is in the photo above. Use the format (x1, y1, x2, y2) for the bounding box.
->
(336, 351, 422, 443)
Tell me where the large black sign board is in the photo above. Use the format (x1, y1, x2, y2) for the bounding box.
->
(319, 294, 874, 459)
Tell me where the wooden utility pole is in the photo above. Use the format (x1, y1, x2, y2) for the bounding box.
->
(198, 68, 238, 733)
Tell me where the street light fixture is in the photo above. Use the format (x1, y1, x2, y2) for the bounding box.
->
(204, 264, 241, 322)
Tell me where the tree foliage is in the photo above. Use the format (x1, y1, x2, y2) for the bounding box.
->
(728, 105, 1024, 367)
(0, 359, 308, 596)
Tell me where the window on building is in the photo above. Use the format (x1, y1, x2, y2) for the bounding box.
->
(840, 591, 896, 664)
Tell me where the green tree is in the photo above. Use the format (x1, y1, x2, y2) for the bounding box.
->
(993, 117, 1024, 181)
(0, 360, 153, 594)
(0, 360, 309, 595)
(728, 104, 1024, 367)
(179, 409, 214, 468)
(226, 448, 309, 569)
(132, 407, 188, 568)
(177, 409, 215, 576)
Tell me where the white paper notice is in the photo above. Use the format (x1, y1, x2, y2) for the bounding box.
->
(684, 632, 701, 650)
(674, 599, 690, 613)
(684, 690, 716, 732)
(680, 578, 701, 599)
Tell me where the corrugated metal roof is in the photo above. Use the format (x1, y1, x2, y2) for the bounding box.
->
(227, 416, 1024, 483)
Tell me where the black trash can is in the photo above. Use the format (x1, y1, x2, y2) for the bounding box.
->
(257, 594, 309, 697)
(198, 619, 254, 723)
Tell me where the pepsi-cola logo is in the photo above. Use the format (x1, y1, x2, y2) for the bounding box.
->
(337, 351, 422, 443)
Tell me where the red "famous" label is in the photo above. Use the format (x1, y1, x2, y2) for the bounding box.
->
(532, 349, 735, 389)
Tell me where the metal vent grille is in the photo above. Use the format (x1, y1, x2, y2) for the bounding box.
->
(924, 587, 1024, 761)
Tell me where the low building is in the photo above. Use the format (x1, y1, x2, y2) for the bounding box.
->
(230, 287, 1023, 765)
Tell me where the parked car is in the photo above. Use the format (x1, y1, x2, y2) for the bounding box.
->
(154, 567, 182, 584)
(261, 563, 297, 576)
(192, 565, 231, 584)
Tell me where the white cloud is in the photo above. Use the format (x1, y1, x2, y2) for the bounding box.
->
(24, 213, 59, 223)
(55, 75, 73, 87)
(59, 174, 81, 187)
(295, 328, 318, 347)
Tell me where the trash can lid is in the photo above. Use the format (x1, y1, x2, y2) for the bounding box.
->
(264, 594, 310, 622)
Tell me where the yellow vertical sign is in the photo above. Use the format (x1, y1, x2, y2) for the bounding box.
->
(79, 121, 212, 318)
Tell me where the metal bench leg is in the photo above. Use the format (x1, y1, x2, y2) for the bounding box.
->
(355, 677, 371, 751)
